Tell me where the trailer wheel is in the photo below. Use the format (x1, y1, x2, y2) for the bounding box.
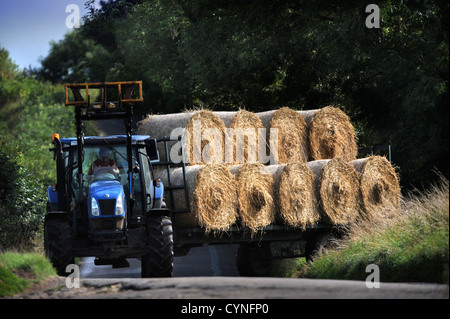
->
(44, 215, 74, 276)
(236, 243, 272, 277)
(142, 215, 174, 278)
(305, 231, 337, 263)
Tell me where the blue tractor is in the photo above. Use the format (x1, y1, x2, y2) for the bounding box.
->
(44, 82, 174, 277)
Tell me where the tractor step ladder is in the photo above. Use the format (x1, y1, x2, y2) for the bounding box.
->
(152, 135, 190, 247)
(151, 136, 191, 226)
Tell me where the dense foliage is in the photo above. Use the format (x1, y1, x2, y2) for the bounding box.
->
(0, 147, 45, 250)
(0, 49, 75, 250)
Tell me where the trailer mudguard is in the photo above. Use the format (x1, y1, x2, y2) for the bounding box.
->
(153, 181, 164, 201)
(152, 180, 164, 208)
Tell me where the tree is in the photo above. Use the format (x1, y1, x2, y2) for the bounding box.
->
(0, 47, 20, 107)
(39, 30, 111, 83)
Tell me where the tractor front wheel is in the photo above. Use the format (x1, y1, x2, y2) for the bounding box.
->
(44, 215, 74, 276)
(141, 215, 174, 278)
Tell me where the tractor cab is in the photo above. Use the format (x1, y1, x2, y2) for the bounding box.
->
(48, 135, 162, 241)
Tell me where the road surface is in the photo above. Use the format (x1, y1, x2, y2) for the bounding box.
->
(12, 273, 448, 299)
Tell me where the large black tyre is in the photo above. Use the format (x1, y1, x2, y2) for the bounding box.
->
(305, 231, 337, 263)
(141, 215, 174, 278)
(236, 243, 272, 277)
(44, 215, 74, 276)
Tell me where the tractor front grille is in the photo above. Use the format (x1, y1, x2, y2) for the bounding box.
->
(90, 217, 125, 231)
(99, 199, 116, 216)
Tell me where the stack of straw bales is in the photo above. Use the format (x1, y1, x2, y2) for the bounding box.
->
(138, 106, 358, 165)
(138, 106, 400, 232)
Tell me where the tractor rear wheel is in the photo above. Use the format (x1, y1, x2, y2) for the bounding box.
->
(44, 215, 74, 276)
(141, 215, 174, 278)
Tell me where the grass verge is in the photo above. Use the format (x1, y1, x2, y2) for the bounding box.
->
(287, 176, 449, 284)
(0, 252, 57, 297)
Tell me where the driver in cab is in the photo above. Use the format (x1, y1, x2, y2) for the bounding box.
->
(88, 147, 119, 179)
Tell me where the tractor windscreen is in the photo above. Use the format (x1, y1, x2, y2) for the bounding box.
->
(71, 145, 142, 200)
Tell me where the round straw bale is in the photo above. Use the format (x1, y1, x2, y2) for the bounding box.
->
(229, 163, 276, 232)
(228, 109, 264, 164)
(308, 106, 358, 162)
(184, 110, 228, 164)
(268, 107, 309, 164)
(308, 158, 361, 225)
(154, 164, 237, 232)
(215, 110, 269, 164)
(278, 162, 320, 229)
(350, 156, 401, 222)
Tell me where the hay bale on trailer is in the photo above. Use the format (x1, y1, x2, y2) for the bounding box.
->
(138, 109, 228, 164)
(277, 162, 320, 229)
(229, 163, 276, 232)
(257, 107, 309, 164)
(308, 158, 361, 225)
(350, 156, 401, 223)
(216, 109, 272, 164)
(228, 109, 264, 164)
(154, 164, 238, 232)
(307, 106, 358, 162)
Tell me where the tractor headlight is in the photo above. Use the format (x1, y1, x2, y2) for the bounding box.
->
(115, 194, 124, 216)
(91, 197, 100, 216)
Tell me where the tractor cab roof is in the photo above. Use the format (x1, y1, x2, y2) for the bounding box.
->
(60, 135, 151, 146)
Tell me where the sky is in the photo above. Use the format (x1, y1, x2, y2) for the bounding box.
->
(0, 0, 101, 70)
